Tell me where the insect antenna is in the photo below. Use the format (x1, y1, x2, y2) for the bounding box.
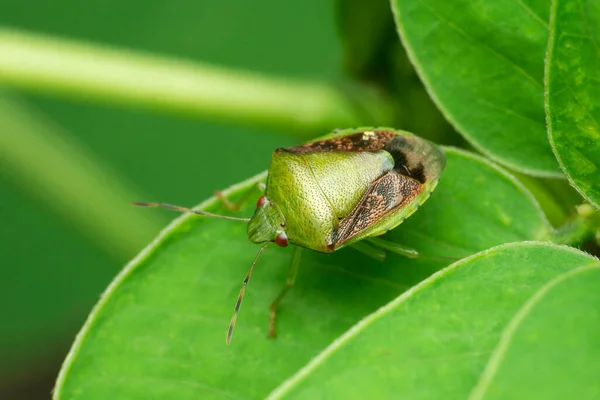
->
(227, 242, 271, 345)
(132, 202, 250, 222)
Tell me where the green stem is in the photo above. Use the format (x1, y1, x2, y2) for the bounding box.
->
(0, 95, 165, 260)
(0, 28, 368, 134)
(551, 205, 600, 247)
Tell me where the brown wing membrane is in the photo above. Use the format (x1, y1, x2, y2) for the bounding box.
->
(332, 170, 422, 247)
(286, 131, 397, 154)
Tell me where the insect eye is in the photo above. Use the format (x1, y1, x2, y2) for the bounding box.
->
(256, 195, 269, 208)
(275, 232, 288, 247)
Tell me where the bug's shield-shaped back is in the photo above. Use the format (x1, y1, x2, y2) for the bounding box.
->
(288, 129, 446, 250)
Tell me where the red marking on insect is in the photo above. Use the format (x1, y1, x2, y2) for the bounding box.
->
(275, 232, 288, 247)
(256, 195, 269, 208)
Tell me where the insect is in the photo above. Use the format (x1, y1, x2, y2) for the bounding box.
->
(134, 127, 445, 344)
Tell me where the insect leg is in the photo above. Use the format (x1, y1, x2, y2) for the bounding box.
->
(268, 246, 303, 338)
(367, 237, 419, 259)
(215, 182, 266, 211)
(350, 241, 386, 262)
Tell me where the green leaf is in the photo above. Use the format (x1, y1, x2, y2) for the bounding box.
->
(54, 149, 552, 399)
(391, 0, 562, 177)
(470, 264, 600, 399)
(268, 243, 600, 399)
(546, 0, 600, 208)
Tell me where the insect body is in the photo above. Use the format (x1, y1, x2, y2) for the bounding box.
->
(248, 128, 445, 252)
(134, 128, 445, 344)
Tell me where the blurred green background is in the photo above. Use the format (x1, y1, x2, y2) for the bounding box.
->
(0, 1, 347, 398)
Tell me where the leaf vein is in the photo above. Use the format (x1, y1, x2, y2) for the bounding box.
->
(513, 0, 549, 28)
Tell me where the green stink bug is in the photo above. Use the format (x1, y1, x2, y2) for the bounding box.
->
(134, 127, 445, 344)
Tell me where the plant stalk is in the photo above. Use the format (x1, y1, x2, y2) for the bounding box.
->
(0, 28, 374, 134)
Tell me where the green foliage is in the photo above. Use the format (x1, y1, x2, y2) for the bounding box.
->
(0, 0, 599, 398)
(54, 150, 555, 399)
